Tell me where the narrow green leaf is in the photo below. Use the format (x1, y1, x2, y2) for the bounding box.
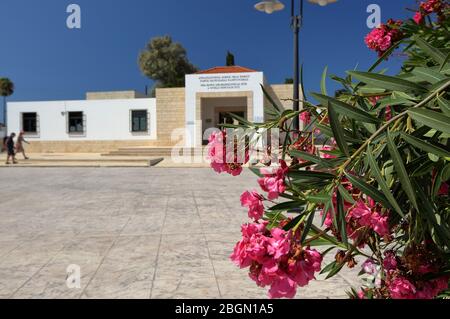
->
(439, 52, 450, 72)
(367, 145, 405, 218)
(348, 71, 427, 92)
(400, 132, 450, 158)
(336, 192, 348, 246)
(437, 96, 450, 117)
(307, 193, 332, 204)
(415, 36, 447, 65)
(301, 212, 316, 244)
(288, 170, 335, 180)
(260, 84, 282, 114)
(411, 67, 446, 84)
(344, 173, 394, 211)
(289, 150, 331, 167)
(269, 201, 306, 212)
(321, 66, 328, 96)
(328, 103, 350, 157)
(310, 92, 380, 124)
(315, 123, 362, 143)
(408, 109, 450, 134)
(387, 131, 418, 211)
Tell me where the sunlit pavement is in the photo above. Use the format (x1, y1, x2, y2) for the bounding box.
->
(0, 168, 360, 299)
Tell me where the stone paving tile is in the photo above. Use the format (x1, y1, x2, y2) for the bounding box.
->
(0, 167, 361, 299)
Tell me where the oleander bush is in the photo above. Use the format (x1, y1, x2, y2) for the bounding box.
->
(207, 0, 450, 299)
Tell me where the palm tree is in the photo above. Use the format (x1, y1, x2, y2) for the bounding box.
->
(0, 78, 14, 126)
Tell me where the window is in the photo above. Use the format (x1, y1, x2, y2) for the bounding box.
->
(68, 112, 84, 133)
(22, 113, 37, 133)
(131, 110, 148, 132)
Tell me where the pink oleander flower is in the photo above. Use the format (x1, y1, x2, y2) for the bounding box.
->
(207, 130, 246, 176)
(241, 190, 265, 221)
(267, 228, 291, 259)
(415, 277, 449, 299)
(414, 11, 424, 24)
(362, 259, 378, 275)
(365, 20, 404, 56)
(347, 199, 390, 237)
(383, 251, 398, 271)
(300, 112, 311, 125)
(389, 277, 417, 299)
(287, 248, 323, 287)
(231, 222, 269, 268)
(258, 160, 288, 200)
(231, 221, 323, 299)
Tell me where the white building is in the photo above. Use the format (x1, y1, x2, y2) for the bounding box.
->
(7, 66, 299, 153)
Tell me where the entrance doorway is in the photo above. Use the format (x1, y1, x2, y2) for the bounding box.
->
(218, 111, 245, 125)
(200, 97, 248, 145)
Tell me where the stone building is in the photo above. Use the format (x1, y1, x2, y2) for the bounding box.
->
(7, 66, 301, 153)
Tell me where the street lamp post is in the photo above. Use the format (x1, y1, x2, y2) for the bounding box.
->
(254, 0, 338, 131)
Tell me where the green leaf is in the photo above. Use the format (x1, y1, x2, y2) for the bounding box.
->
(336, 192, 348, 246)
(321, 66, 328, 96)
(411, 67, 447, 84)
(310, 92, 380, 124)
(414, 36, 447, 65)
(439, 52, 450, 72)
(301, 212, 316, 244)
(437, 96, 450, 117)
(288, 170, 335, 180)
(400, 132, 450, 158)
(408, 109, 450, 134)
(289, 150, 332, 168)
(367, 145, 404, 218)
(387, 131, 418, 211)
(327, 103, 350, 157)
(307, 193, 332, 204)
(344, 173, 394, 212)
(269, 201, 306, 212)
(315, 123, 362, 143)
(260, 84, 282, 114)
(348, 71, 427, 93)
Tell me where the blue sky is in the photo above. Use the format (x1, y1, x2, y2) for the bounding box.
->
(0, 0, 419, 121)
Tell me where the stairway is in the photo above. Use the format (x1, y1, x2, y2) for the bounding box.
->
(102, 147, 205, 157)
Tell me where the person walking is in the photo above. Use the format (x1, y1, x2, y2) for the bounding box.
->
(15, 131, 29, 160)
(5, 133, 17, 165)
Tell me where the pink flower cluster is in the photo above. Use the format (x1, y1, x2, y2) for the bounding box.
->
(322, 190, 390, 246)
(241, 191, 265, 221)
(207, 130, 246, 176)
(414, 0, 448, 24)
(257, 160, 289, 200)
(347, 199, 390, 237)
(231, 221, 322, 299)
(365, 19, 403, 56)
(383, 251, 449, 299)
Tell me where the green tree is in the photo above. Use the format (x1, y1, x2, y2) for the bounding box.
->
(138, 36, 197, 95)
(0, 78, 14, 126)
(226, 51, 235, 66)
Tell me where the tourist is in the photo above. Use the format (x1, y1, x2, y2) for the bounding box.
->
(16, 131, 30, 160)
(5, 133, 18, 165)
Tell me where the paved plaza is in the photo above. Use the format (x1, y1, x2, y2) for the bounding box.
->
(0, 168, 360, 299)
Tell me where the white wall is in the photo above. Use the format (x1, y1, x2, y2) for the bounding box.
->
(7, 98, 157, 141)
(185, 72, 266, 147)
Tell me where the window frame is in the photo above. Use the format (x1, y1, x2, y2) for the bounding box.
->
(21, 112, 38, 135)
(130, 109, 149, 133)
(67, 111, 85, 135)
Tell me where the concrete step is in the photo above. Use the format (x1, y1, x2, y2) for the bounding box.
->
(102, 147, 205, 157)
